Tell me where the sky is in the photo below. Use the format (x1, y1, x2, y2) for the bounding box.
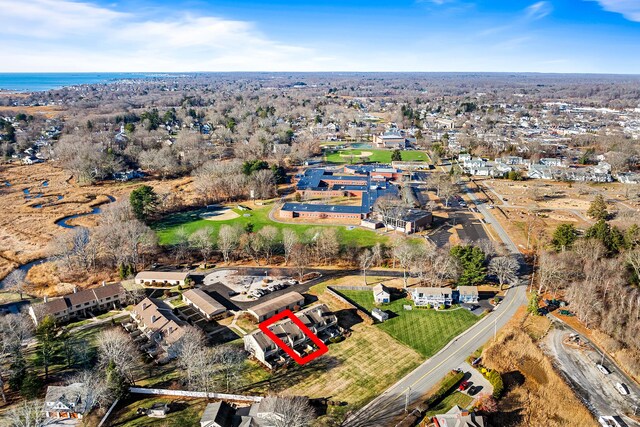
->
(1, 0, 640, 73)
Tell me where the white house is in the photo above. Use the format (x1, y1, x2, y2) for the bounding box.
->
(371, 308, 389, 322)
(456, 286, 479, 304)
(372, 284, 391, 304)
(411, 287, 453, 308)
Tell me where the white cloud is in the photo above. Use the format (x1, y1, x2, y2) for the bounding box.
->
(0, 0, 326, 72)
(525, 1, 553, 20)
(588, 0, 640, 22)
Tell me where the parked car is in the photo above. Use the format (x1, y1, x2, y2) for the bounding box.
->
(458, 380, 470, 391)
(596, 364, 610, 375)
(467, 385, 480, 396)
(615, 382, 629, 395)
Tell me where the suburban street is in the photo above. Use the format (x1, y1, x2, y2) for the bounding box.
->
(345, 182, 528, 427)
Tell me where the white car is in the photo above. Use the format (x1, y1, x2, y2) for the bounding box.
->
(615, 382, 629, 395)
(596, 364, 609, 375)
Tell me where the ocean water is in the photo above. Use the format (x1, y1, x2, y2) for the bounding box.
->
(0, 72, 158, 92)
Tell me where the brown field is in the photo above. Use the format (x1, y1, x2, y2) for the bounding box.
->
(0, 162, 195, 282)
(482, 307, 597, 427)
(469, 178, 640, 252)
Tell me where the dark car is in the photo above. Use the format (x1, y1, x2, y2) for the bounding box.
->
(467, 385, 480, 396)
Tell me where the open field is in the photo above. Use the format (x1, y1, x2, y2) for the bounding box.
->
(474, 178, 640, 251)
(0, 162, 195, 281)
(324, 149, 429, 164)
(337, 289, 479, 357)
(153, 203, 388, 247)
(481, 307, 597, 427)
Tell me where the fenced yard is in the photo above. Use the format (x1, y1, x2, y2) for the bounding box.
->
(337, 290, 479, 357)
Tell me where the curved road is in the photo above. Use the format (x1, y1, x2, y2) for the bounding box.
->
(345, 183, 528, 427)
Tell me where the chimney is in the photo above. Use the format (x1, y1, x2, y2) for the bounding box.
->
(73, 287, 78, 293)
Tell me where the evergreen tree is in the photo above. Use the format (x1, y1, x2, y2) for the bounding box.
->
(450, 245, 486, 286)
(35, 316, 57, 380)
(20, 371, 42, 399)
(551, 224, 578, 252)
(391, 149, 402, 162)
(585, 220, 625, 254)
(106, 360, 129, 400)
(587, 194, 609, 221)
(130, 185, 158, 223)
(528, 292, 540, 316)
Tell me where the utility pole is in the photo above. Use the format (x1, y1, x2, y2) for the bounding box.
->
(405, 386, 411, 413)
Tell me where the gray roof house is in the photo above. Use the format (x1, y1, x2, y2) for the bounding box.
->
(44, 383, 88, 420)
(248, 291, 305, 322)
(411, 287, 453, 308)
(182, 289, 227, 320)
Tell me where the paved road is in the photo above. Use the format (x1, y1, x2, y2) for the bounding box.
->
(545, 320, 640, 427)
(345, 182, 528, 427)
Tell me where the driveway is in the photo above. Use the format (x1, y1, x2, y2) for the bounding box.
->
(459, 361, 493, 400)
(543, 321, 640, 426)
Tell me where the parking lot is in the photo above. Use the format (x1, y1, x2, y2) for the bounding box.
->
(202, 269, 297, 302)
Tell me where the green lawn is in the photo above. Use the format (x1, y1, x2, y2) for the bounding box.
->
(110, 396, 207, 427)
(338, 290, 479, 357)
(324, 149, 430, 164)
(153, 204, 387, 247)
(423, 391, 474, 417)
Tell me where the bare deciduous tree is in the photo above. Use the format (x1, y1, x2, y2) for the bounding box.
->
(359, 248, 375, 285)
(97, 328, 139, 385)
(218, 225, 243, 264)
(260, 395, 316, 427)
(488, 256, 519, 290)
(189, 227, 215, 264)
(6, 399, 52, 427)
(282, 229, 298, 265)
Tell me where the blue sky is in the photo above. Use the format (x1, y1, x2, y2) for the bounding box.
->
(1, 0, 639, 73)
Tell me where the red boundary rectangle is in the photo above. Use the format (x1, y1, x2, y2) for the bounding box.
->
(258, 309, 328, 365)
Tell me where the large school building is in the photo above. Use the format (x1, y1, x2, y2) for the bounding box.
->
(279, 166, 400, 220)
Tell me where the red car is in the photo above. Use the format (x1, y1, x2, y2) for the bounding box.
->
(458, 380, 470, 391)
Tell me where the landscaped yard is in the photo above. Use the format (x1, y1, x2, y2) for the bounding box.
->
(423, 391, 474, 417)
(324, 149, 430, 164)
(235, 282, 425, 414)
(153, 204, 387, 247)
(337, 290, 479, 357)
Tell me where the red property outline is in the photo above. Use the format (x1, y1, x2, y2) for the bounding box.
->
(258, 309, 328, 365)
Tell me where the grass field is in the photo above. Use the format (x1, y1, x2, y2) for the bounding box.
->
(153, 204, 387, 247)
(338, 290, 479, 357)
(324, 149, 430, 164)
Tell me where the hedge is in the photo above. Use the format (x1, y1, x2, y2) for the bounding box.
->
(484, 369, 504, 398)
(424, 371, 465, 408)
